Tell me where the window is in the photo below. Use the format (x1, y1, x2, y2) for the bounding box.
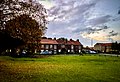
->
(41, 50, 44, 52)
(68, 50, 70, 52)
(41, 45, 44, 48)
(54, 45, 57, 49)
(50, 45, 53, 48)
(79, 46, 81, 49)
(71, 45, 74, 49)
(61, 45, 65, 48)
(71, 50, 74, 52)
(46, 45, 49, 49)
(59, 50, 61, 52)
(54, 50, 57, 54)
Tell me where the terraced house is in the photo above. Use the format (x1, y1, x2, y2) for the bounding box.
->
(39, 37, 83, 54)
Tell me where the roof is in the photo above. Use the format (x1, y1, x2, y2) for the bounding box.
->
(67, 40, 82, 45)
(57, 39, 82, 46)
(40, 38, 82, 46)
(102, 43, 112, 46)
(95, 43, 112, 46)
(56, 40, 66, 44)
(40, 39, 58, 44)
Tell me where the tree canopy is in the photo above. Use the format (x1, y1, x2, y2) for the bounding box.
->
(5, 14, 45, 43)
(111, 41, 120, 54)
(0, 0, 47, 30)
(0, 0, 48, 54)
(0, 31, 24, 53)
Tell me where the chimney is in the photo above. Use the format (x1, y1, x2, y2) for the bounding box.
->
(42, 37, 47, 39)
(48, 38, 52, 40)
(54, 37, 56, 40)
(77, 39, 79, 42)
(70, 39, 73, 41)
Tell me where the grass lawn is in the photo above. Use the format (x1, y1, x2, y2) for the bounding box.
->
(0, 54, 120, 82)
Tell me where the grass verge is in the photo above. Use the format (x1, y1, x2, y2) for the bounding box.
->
(0, 55, 120, 82)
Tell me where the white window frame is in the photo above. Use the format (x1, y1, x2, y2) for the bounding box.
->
(59, 50, 61, 52)
(54, 45, 57, 49)
(46, 45, 49, 49)
(71, 45, 74, 49)
(68, 50, 70, 52)
(50, 45, 53, 48)
(71, 50, 74, 52)
(41, 45, 44, 48)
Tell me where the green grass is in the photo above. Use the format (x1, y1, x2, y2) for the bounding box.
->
(0, 55, 120, 82)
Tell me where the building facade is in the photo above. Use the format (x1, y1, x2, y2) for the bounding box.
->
(40, 38, 58, 54)
(39, 38, 83, 54)
(94, 43, 112, 53)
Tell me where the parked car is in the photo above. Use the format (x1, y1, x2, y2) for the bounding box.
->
(89, 50, 97, 54)
(20, 50, 27, 56)
(40, 51, 52, 55)
(82, 50, 97, 54)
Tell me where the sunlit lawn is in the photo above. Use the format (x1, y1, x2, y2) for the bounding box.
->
(0, 54, 120, 82)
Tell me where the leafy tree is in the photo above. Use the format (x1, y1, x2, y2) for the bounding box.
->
(111, 41, 120, 54)
(5, 14, 44, 42)
(57, 37, 68, 41)
(118, 43, 120, 53)
(0, 31, 24, 55)
(0, 0, 47, 54)
(0, 0, 47, 30)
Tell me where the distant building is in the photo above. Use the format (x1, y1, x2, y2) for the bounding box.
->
(57, 39, 82, 54)
(94, 43, 112, 53)
(40, 38, 58, 54)
(39, 37, 83, 54)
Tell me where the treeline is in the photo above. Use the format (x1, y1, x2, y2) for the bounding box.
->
(111, 42, 120, 54)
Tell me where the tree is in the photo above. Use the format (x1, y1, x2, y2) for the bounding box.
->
(0, 0, 47, 30)
(118, 43, 120, 53)
(111, 41, 120, 54)
(5, 14, 44, 42)
(0, 0, 47, 54)
(57, 37, 68, 41)
(0, 31, 24, 55)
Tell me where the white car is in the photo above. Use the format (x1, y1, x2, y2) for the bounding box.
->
(89, 50, 97, 54)
(40, 51, 52, 54)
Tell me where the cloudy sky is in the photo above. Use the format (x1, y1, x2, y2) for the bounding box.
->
(38, 0, 120, 47)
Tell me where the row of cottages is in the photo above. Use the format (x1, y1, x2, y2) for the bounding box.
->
(39, 38, 83, 54)
(94, 43, 112, 53)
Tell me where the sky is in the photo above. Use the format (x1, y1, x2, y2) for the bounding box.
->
(38, 0, 120, 47)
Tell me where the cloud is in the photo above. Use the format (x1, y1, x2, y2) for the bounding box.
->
(108, 30, 119, 37)
(48, 0, 99, 22)
(44, 0, 120, 45)
(47, 0, 100, 38)
(109, 30, 114, 34)
(38, 0, 55, 9)
(47, 0, 115, 41)
(118, 10, 120, 14)
(86, 15, 111, 26)
(79, 27, 120, 42)
(72, 25, 109, 34)
(112, 16, 120, 21)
